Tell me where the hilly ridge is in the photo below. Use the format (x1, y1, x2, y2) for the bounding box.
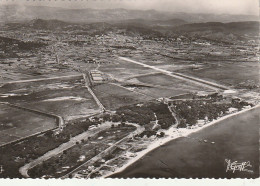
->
(2, 17, 258, 45)
(173, 21, 259, 35)
(0, 5, 258, 23)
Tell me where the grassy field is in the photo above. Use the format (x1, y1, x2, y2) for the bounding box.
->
(133, 87, 192, 98)
(130, 56, 259, 89)
(136, 73, 206, 89)
(178, 61, 259, 88)
(0, 75, 83, 94)
(99, 58, 154, 81)
(92, 83, 152, 110)
(0, 77, 99, 120)
(125, 55, 259, 90)
(123, 73, 210, 98)
(0, 104, 56, 146)
(18, 87, 99, 120)
(99, 58, 211, 99)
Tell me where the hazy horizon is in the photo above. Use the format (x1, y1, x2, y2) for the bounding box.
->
(0, 0, 259, 16)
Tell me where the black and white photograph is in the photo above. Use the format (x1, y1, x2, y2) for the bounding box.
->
(0, 0, 259, 180)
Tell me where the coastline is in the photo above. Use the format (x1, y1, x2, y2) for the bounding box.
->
(104, 104, 260, 178)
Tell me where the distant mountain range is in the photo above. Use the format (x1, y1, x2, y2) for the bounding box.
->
(173, 21, 259, 35)
(3, 18, 258, 44)
(0, 5, 258, 23)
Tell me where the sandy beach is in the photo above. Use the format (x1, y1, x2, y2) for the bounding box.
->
(106, 104, 260, 178)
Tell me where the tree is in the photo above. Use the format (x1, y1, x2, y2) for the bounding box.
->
(103, 114, 111, 121)
(112, 115, 121, 122)
(160, 132, 165, 137)
(178, 119, 186, 128)
(121, 116, 126, 122)
(121, 122, 126, 127)
(45, 130, 53, 138)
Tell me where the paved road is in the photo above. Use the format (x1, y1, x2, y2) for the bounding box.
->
(119, 57, 228, 91)
(62, 123, 144, 178)
(83, 74, 106, 112)
(19, 122, 112, 178)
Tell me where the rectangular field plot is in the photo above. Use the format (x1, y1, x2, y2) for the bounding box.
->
(99, 58, 153, 80)
(137, 73, 192, 86)
(0, 77, 100, 120)
(115, 56, 258, 89)
(92, 83, 152, 110)
(133, 87, 191, 98)
(19, 87, 99, 120)
(123, 73, 211, 98)
(130, 55, 195, 71)
(178, 61, 260, 88)
(0, 75, 83, 94)
(0, 104, 56, 146)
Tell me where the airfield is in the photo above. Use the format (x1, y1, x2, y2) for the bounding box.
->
(0, 54, 219, 147)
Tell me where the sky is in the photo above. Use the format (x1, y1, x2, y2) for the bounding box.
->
(0, 0, 259, 15)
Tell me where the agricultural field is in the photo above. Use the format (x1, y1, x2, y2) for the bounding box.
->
(0, 104, 56, 146)
(0, 76, 99, 120)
